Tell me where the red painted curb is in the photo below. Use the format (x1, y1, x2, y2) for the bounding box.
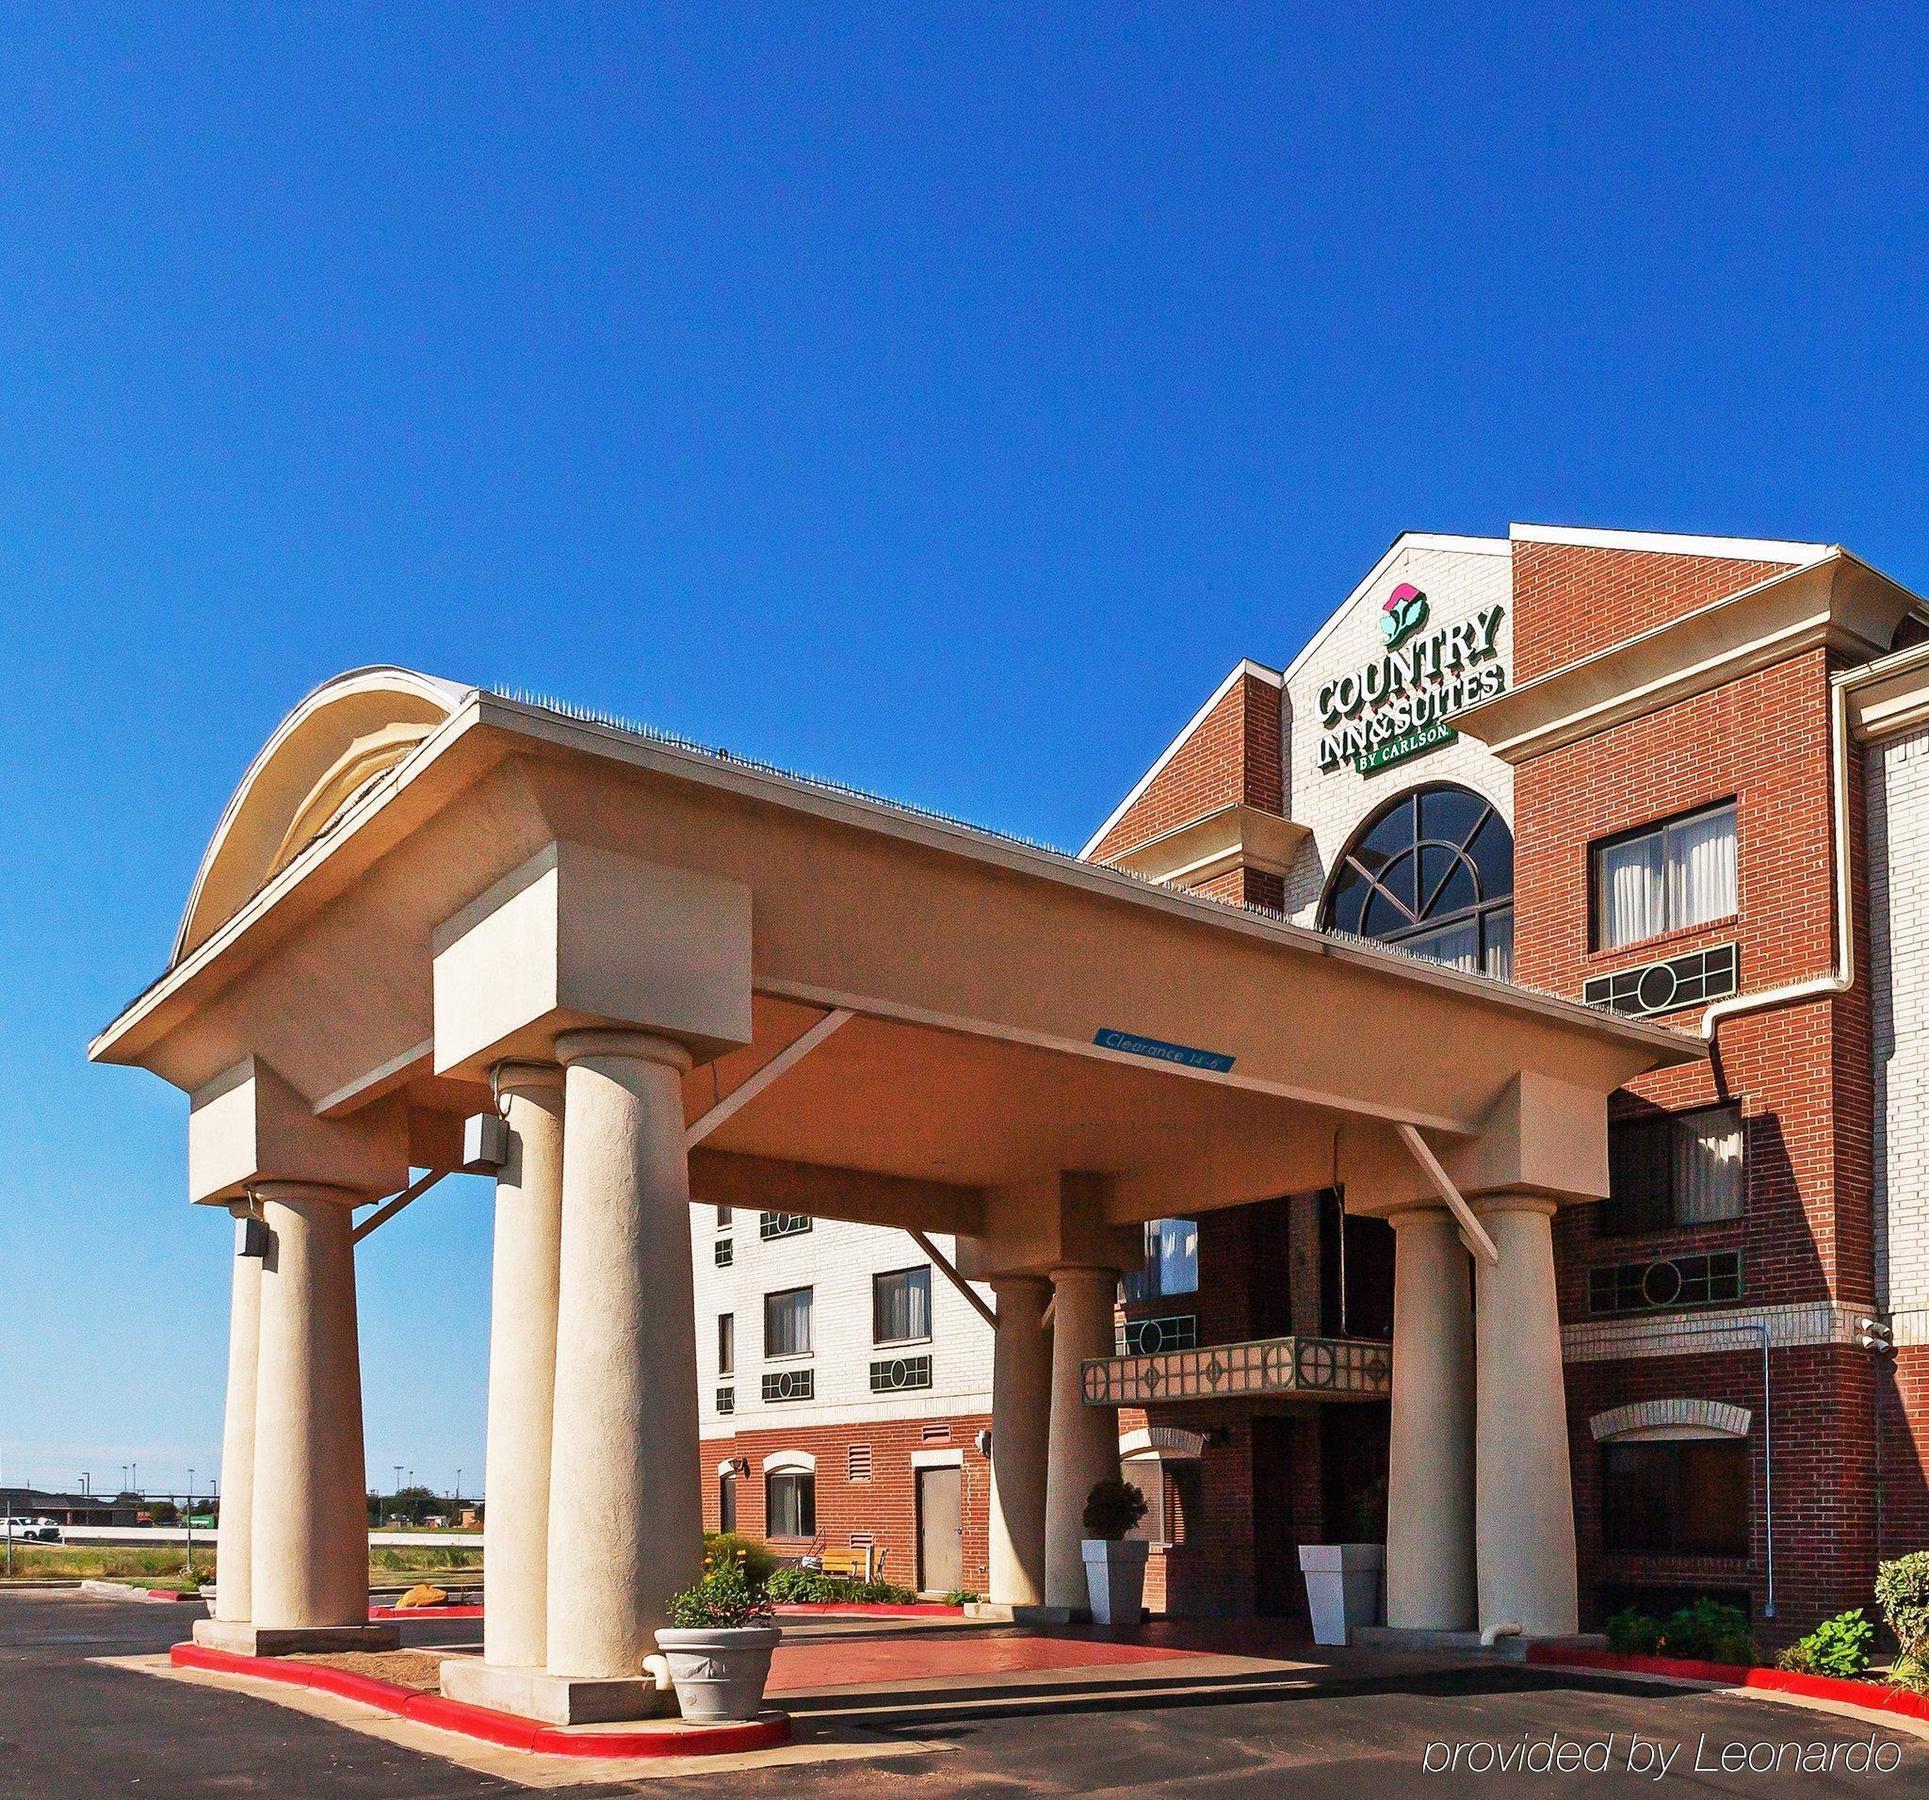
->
(167, 1642, 792, 1758)
(1526, 1644, 1929, 1722)
(1525, 1644, 1752, 1684)
(773, 1602, 962, 1617)
(370, 1604, 485, 1619)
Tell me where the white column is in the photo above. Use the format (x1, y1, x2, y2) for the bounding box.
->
(482, 1063, 566, 1670)
(1042, 1264, 1120, 1613)
(1473, 1194, 1578, 1638)
(212, 1209, 263, 1624)
(987, 1275, 1052, 1608)
(1385, 1205, 1475, 1631)
(545, 1030, 702, 1679)
(249, 1183, 370, 1630)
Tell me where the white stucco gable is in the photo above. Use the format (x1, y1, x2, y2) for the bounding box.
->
(1280, 534, 1515, 926)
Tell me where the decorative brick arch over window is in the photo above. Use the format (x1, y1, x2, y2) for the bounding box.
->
(1118, 1426, 1207, 1461)
(1589, 1398, 1753, 1442)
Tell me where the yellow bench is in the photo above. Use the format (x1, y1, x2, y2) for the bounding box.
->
(814, 1545, 881, 1581)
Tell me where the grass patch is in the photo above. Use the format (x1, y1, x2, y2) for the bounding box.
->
(369, 1546, 483, 1574)
(2, 1545, 217, 1583)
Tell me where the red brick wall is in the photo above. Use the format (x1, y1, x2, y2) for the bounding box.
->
(1508, 551, 1882, 1642)
(1090, 670, 1282, 861)
(701, 1414, 991, 1596)
(1511, 542, 1796, 682)
(1519, 649, 1876, 1311)
(1565, 1346, 1876, 1643)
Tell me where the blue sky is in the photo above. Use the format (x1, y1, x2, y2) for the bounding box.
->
(4, 4, 1927, 1499)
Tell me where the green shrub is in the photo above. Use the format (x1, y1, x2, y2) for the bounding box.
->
(703, 1532, 777, 1588)
(666, 1551, 774, 1629)
(1876, 1553, 1929, 1664)
(1605, 1609, 1662, 1655)
(943, 1589, 980, 1606)
(1082, 1477, 1148, 1542)
(764, 1566, 916, 1605)
(1776, 1610, 1873, 1681)
(1656, 1598, 1754, 1667)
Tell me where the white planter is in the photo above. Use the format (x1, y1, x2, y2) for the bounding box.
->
(653, 1624, 782, 1721)
(1081, 1538, 1150, 1624)
(1297, 1543, 1385, 1646)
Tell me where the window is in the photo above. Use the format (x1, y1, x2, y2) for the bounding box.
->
(766, 1470, 816, 1537)
(1119, 1314, 1200, 1355)
(1602, 1107, 1745, 1234)
(718, 1470, 737, 1533)
(1595, 802, 1737, 950)
(870, 1353, 933, 1392)
(764, 1286, 812, 1359)
(1120, 1461, 1170, 1547)
(1321, 784, 1515, 978)
(1601, 1440, 1749, 1557)
(873, 1266, 932, 1344)
(1121, 1219, 1199, 1302)
(759, 1212, 811, 1240)
(714, 1238, 733, 1268)
(715, 1385, 735, 1415)
(716, 1205, 733, 1229)
(1588, 1250, 1743, 1316)
(717, 1313, 735, 1376)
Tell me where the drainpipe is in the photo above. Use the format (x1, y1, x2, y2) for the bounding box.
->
(1701, 669, 1865, 1040)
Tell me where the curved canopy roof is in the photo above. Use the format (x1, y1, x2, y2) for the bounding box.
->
(172, 666, 471, 965)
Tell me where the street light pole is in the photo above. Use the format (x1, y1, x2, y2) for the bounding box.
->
(184, 1469, 194, 1579)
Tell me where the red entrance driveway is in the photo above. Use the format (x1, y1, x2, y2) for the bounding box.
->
(765, 1628, 1205, 1695)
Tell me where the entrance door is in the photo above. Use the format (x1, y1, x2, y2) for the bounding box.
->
(916, 1465, 963, 1595)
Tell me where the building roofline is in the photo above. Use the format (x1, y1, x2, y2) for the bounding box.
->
(1509, 521, 1836, 564)
(1077, 658, 1283, 860)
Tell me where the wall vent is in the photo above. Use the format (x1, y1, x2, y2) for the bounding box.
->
(920, 1422, 951, 1443)
(847, 1444, 873, 1482)
(1583, 942, 1738, 1019)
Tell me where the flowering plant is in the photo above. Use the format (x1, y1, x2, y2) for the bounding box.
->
(665, 1550, 776, 1629)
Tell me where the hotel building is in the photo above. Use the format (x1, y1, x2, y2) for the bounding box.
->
(692, 523, 1929, 1643)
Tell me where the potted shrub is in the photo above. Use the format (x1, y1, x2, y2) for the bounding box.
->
(1081, 1476, 1150, 1625)
(654, 1552, 780, 1721)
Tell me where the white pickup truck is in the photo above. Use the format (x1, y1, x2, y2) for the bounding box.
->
(2, 1517, 62, 1543)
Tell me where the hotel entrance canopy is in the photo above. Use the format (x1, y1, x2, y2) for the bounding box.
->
(94, 668, 1696, 1237)
(90, 667, 1703, 1694)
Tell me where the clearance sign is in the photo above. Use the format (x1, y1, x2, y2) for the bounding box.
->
(1316, 584, 1507, 776)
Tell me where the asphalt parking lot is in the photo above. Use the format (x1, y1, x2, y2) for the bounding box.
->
(0, 1587, 1922, 1796)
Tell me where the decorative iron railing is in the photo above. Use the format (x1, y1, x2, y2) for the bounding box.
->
(1082, 1333, 1391, 1407)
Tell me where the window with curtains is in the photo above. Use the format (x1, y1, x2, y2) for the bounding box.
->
(766, 1469, 816, 1537)
(1600, 1105, 1745, 1234)
(873, 1266, 932, 1344)
(763, 1286, 812, 1359)
(1320, 784, 1515, 979)
(1120, 1218, 1199, 1302)
(1593, 802, 1738, 950)
(717, 1313, 735, 1376)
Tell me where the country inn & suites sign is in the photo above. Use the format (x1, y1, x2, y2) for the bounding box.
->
(1316, 583, 1508, 776)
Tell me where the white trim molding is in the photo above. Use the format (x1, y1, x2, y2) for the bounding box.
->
(1589, 1398, 1753, 1442)
(1564, 1301, 1866, 1363)
(909, 1447, 964, 1469)
(1119, 1425, 1207, 1461)
(761, 1449, 817, 1475)
(1509, 522, 1832, 564)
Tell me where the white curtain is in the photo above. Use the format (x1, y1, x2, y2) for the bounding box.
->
(1600, 834, 1664, 948)
(875, 1267, 931, 1342)
(1668, 805, 1738, 931)
(1674, 1107, 1744, 1223)
(1406, 917, 1480, 971)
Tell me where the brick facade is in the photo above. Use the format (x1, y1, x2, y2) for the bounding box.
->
(701, 1414, 992, 1596)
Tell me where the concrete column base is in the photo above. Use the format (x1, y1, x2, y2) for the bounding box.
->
(439, 1657, 674, 1724)
(1353, 1625, 1607, 1662)
(192, 1618, 399, 1657)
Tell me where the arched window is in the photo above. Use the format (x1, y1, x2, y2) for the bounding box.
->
(1321, 784, 1514, 979)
